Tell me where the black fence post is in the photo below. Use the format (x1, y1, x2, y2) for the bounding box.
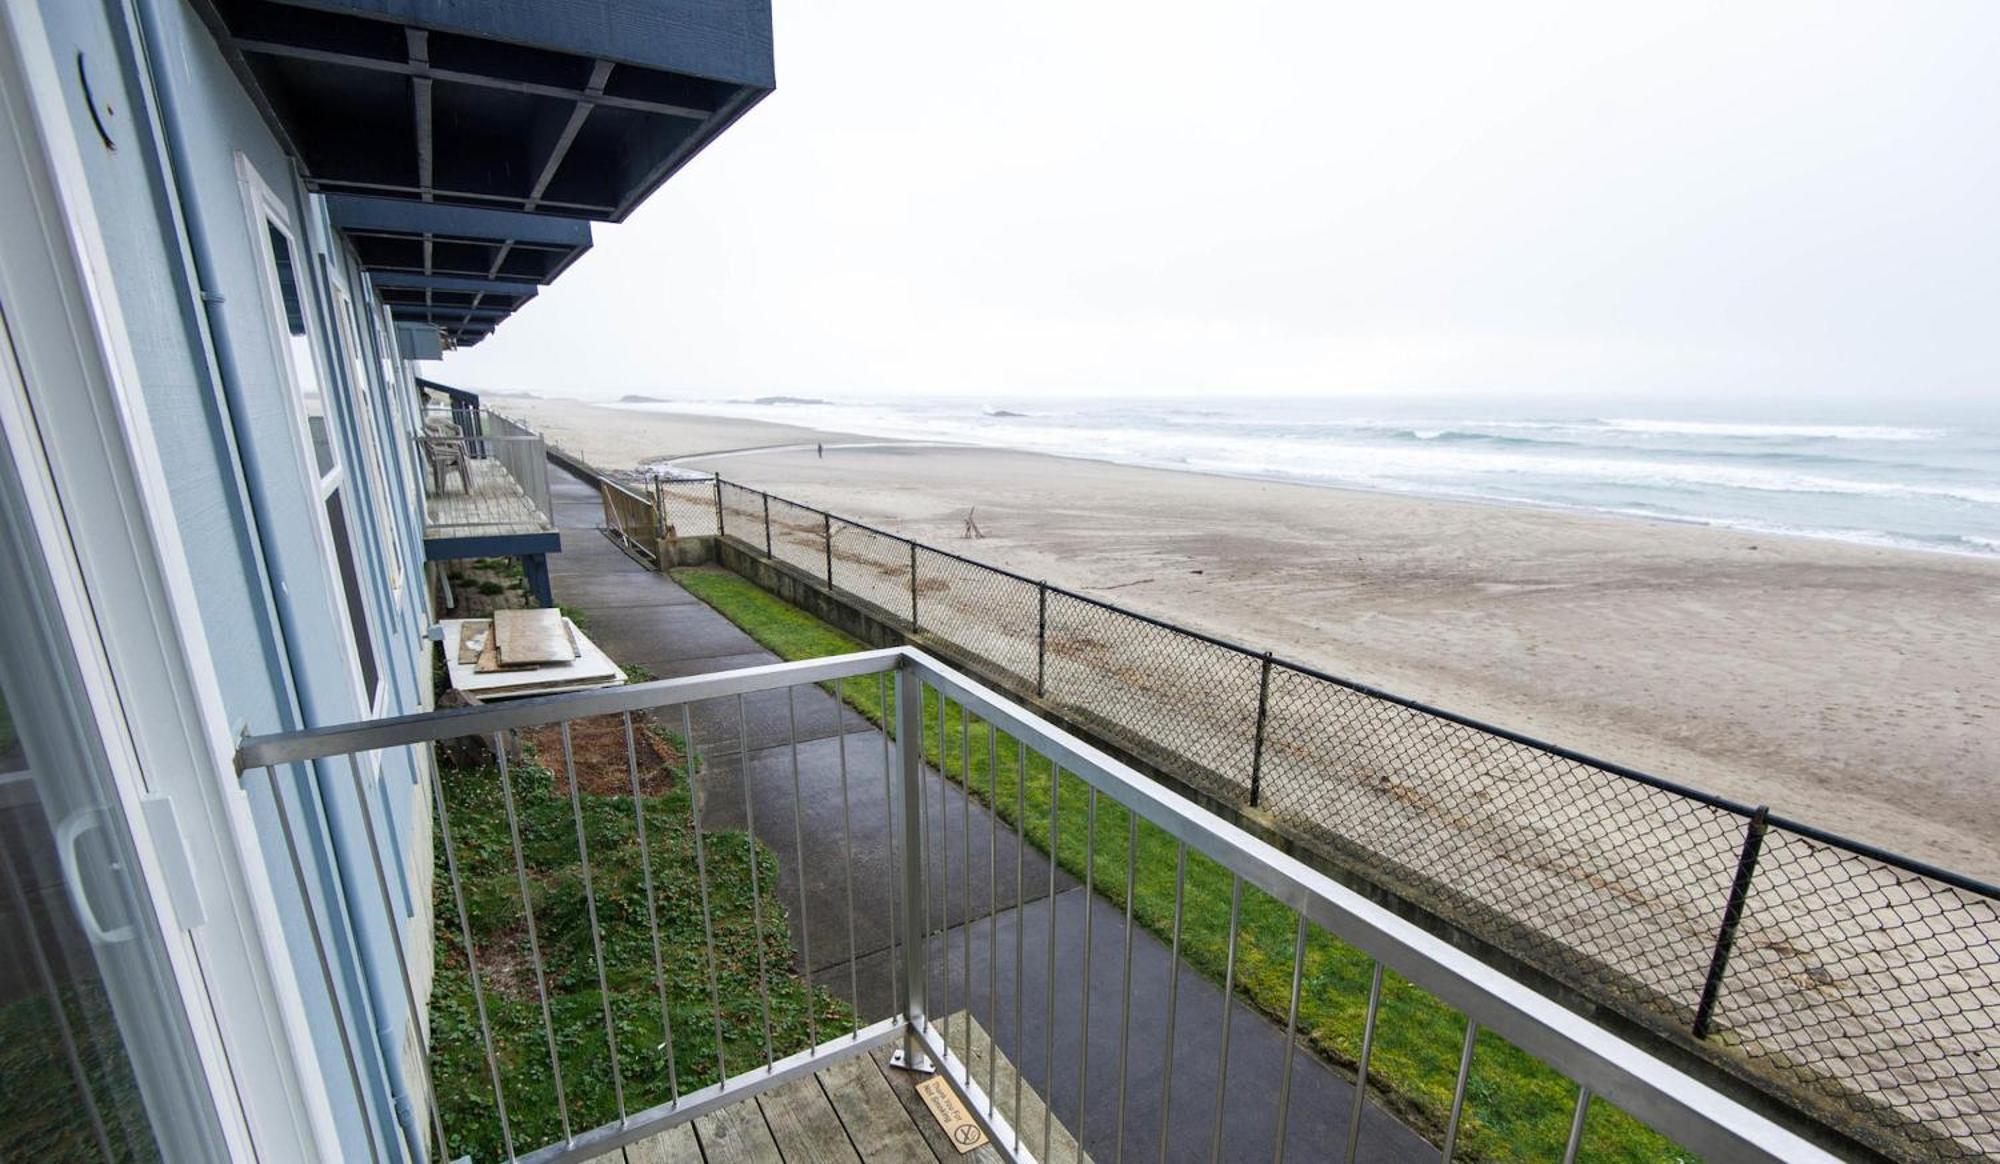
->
(908, 542, 919, 629)
(1036, 581, 1048, 697)
(823, 511, 834, 587)
(1248, 652, 1274, 806)
(1693, 806, 1769, 1039)
(713, 477, 724, 539)
(762, 493, 773, 557)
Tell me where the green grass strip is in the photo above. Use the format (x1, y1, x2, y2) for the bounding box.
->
(672, 565, 1696, 1163)
(430, 718, 848, 1160)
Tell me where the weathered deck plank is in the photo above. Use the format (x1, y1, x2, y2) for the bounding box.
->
(623, 1121, 702, 1164)
(818, 1052, 944, 1161)
(588, 1013, 1071, 1163)
(693, 1096, 783, 1164)
(755, 1076, 862, 1164)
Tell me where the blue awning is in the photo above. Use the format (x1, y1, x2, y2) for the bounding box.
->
(197, 0, 773, 345)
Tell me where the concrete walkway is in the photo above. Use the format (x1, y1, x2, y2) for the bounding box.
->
(543, 468, 1432, 1162)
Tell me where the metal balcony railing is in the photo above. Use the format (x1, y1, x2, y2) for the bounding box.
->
(234, 648, 1839, 1164)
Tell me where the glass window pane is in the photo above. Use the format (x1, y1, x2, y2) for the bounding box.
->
(323, 491, 381, 703)
(263, 223, 332, 478)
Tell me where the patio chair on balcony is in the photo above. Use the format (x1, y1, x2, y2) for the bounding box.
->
(422, 418, 471, 494)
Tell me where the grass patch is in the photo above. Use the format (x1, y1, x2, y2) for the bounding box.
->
(670, 566, 1692, 1163)
(431, 711, 848, 1160)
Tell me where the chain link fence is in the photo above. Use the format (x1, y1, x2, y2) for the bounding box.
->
(830, 518, 913, 623)
(673, 474, 1998, 1162)
(653, 477, 718, 538)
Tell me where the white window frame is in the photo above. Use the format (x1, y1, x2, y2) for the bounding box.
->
(236, 154, 385, 718)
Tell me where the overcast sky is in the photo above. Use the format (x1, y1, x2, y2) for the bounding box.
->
(436, 1, 1999, 412)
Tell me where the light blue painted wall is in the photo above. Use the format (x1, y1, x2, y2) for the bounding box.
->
(34, 1, 447, 1157)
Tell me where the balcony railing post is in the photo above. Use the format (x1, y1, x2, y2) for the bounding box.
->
(1249, 651, 1274, 806)
(908, 542, 919, 629)
(762, 493, 773, 556)
(823, 511, 834, 586)
(1036, 581, 1048, 697)
(713, 476, 725, 539)
(890, 662, 934, 1073)
(1693, 805, 1769, 1038)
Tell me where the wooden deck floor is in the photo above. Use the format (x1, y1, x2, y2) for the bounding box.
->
(601, 1016, 1087, 1164)
(425, 457, 552, 540)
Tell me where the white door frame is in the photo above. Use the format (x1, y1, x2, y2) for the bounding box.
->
(0, 2, 340, 1158)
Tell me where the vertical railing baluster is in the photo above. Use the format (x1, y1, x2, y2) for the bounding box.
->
(909, 542, 920, 628)
(621, 711, 680, 1106)
(737, 693, 777, 1068)
(987, 719, 1001, 1106)
(1271, 915, 1307, 1164)
(428, 757, 515, 1160)
(1208, 875, 1242, 1164)
(681, 705, 730, 1085)
(1562, 1085, 1593, 1164)
(713, 477, 724, 539)
(1115, 810, 1138, 1164)
(938, 693, 953, 1052)
(496, 733, 571, 1142)
(824, 511, 834, 586)
(1156, 843, 1188, 1164)
(893, 667, 933, 1072)
(879, 671, 902, 1019)
(1043, 761, 1061, 1163)
(1441, 1019, 1479, 1163)
(1014, 736, 1028, 1152)
(559, 724, 626, 1123)
(784, 689, 817, 1050)
(338, 753, 451, 1156)
(960, 705, 974, 1063)
(1344, 962, 1385, 1164)
(1078, 787, 1098, 1156)
(763, 492, 773, 557)
(836, 696, 862, 1036)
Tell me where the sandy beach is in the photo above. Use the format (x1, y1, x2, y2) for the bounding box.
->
(494, 393, 2000, 880)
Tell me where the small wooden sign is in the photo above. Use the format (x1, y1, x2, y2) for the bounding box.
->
(915, 1076, 989, 1154)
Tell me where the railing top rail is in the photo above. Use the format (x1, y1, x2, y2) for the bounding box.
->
(602, 476, 652, 505)
(417, 432, 544, 444)
(711, 474, 2000, 901)
(233, 649, 902, 770)
(898, 648, 1839, 1164)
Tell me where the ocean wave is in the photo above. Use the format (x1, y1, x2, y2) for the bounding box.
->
(1600, 418, 1946, 441)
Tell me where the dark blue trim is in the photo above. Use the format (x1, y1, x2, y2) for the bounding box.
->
(423, 531, 561, 560)
(326, 195, 593, 249)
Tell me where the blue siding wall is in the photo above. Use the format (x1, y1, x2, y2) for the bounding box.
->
(33, 1, 447, 1156)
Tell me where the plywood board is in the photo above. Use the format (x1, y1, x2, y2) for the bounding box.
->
(441, 619, 625, 701)
(492, 607, 572, 665)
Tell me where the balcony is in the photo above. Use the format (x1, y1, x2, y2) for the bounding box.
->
(420, 408, 558, 563)
(235, 647, 1835, 1164)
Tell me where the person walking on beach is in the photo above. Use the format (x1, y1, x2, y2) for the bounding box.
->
(817, 442, 823, 458)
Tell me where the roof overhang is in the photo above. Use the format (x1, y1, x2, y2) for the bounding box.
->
(197, 0, 773, 346)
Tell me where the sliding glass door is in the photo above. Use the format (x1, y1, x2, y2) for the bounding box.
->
(0, 315, 225, 1161)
